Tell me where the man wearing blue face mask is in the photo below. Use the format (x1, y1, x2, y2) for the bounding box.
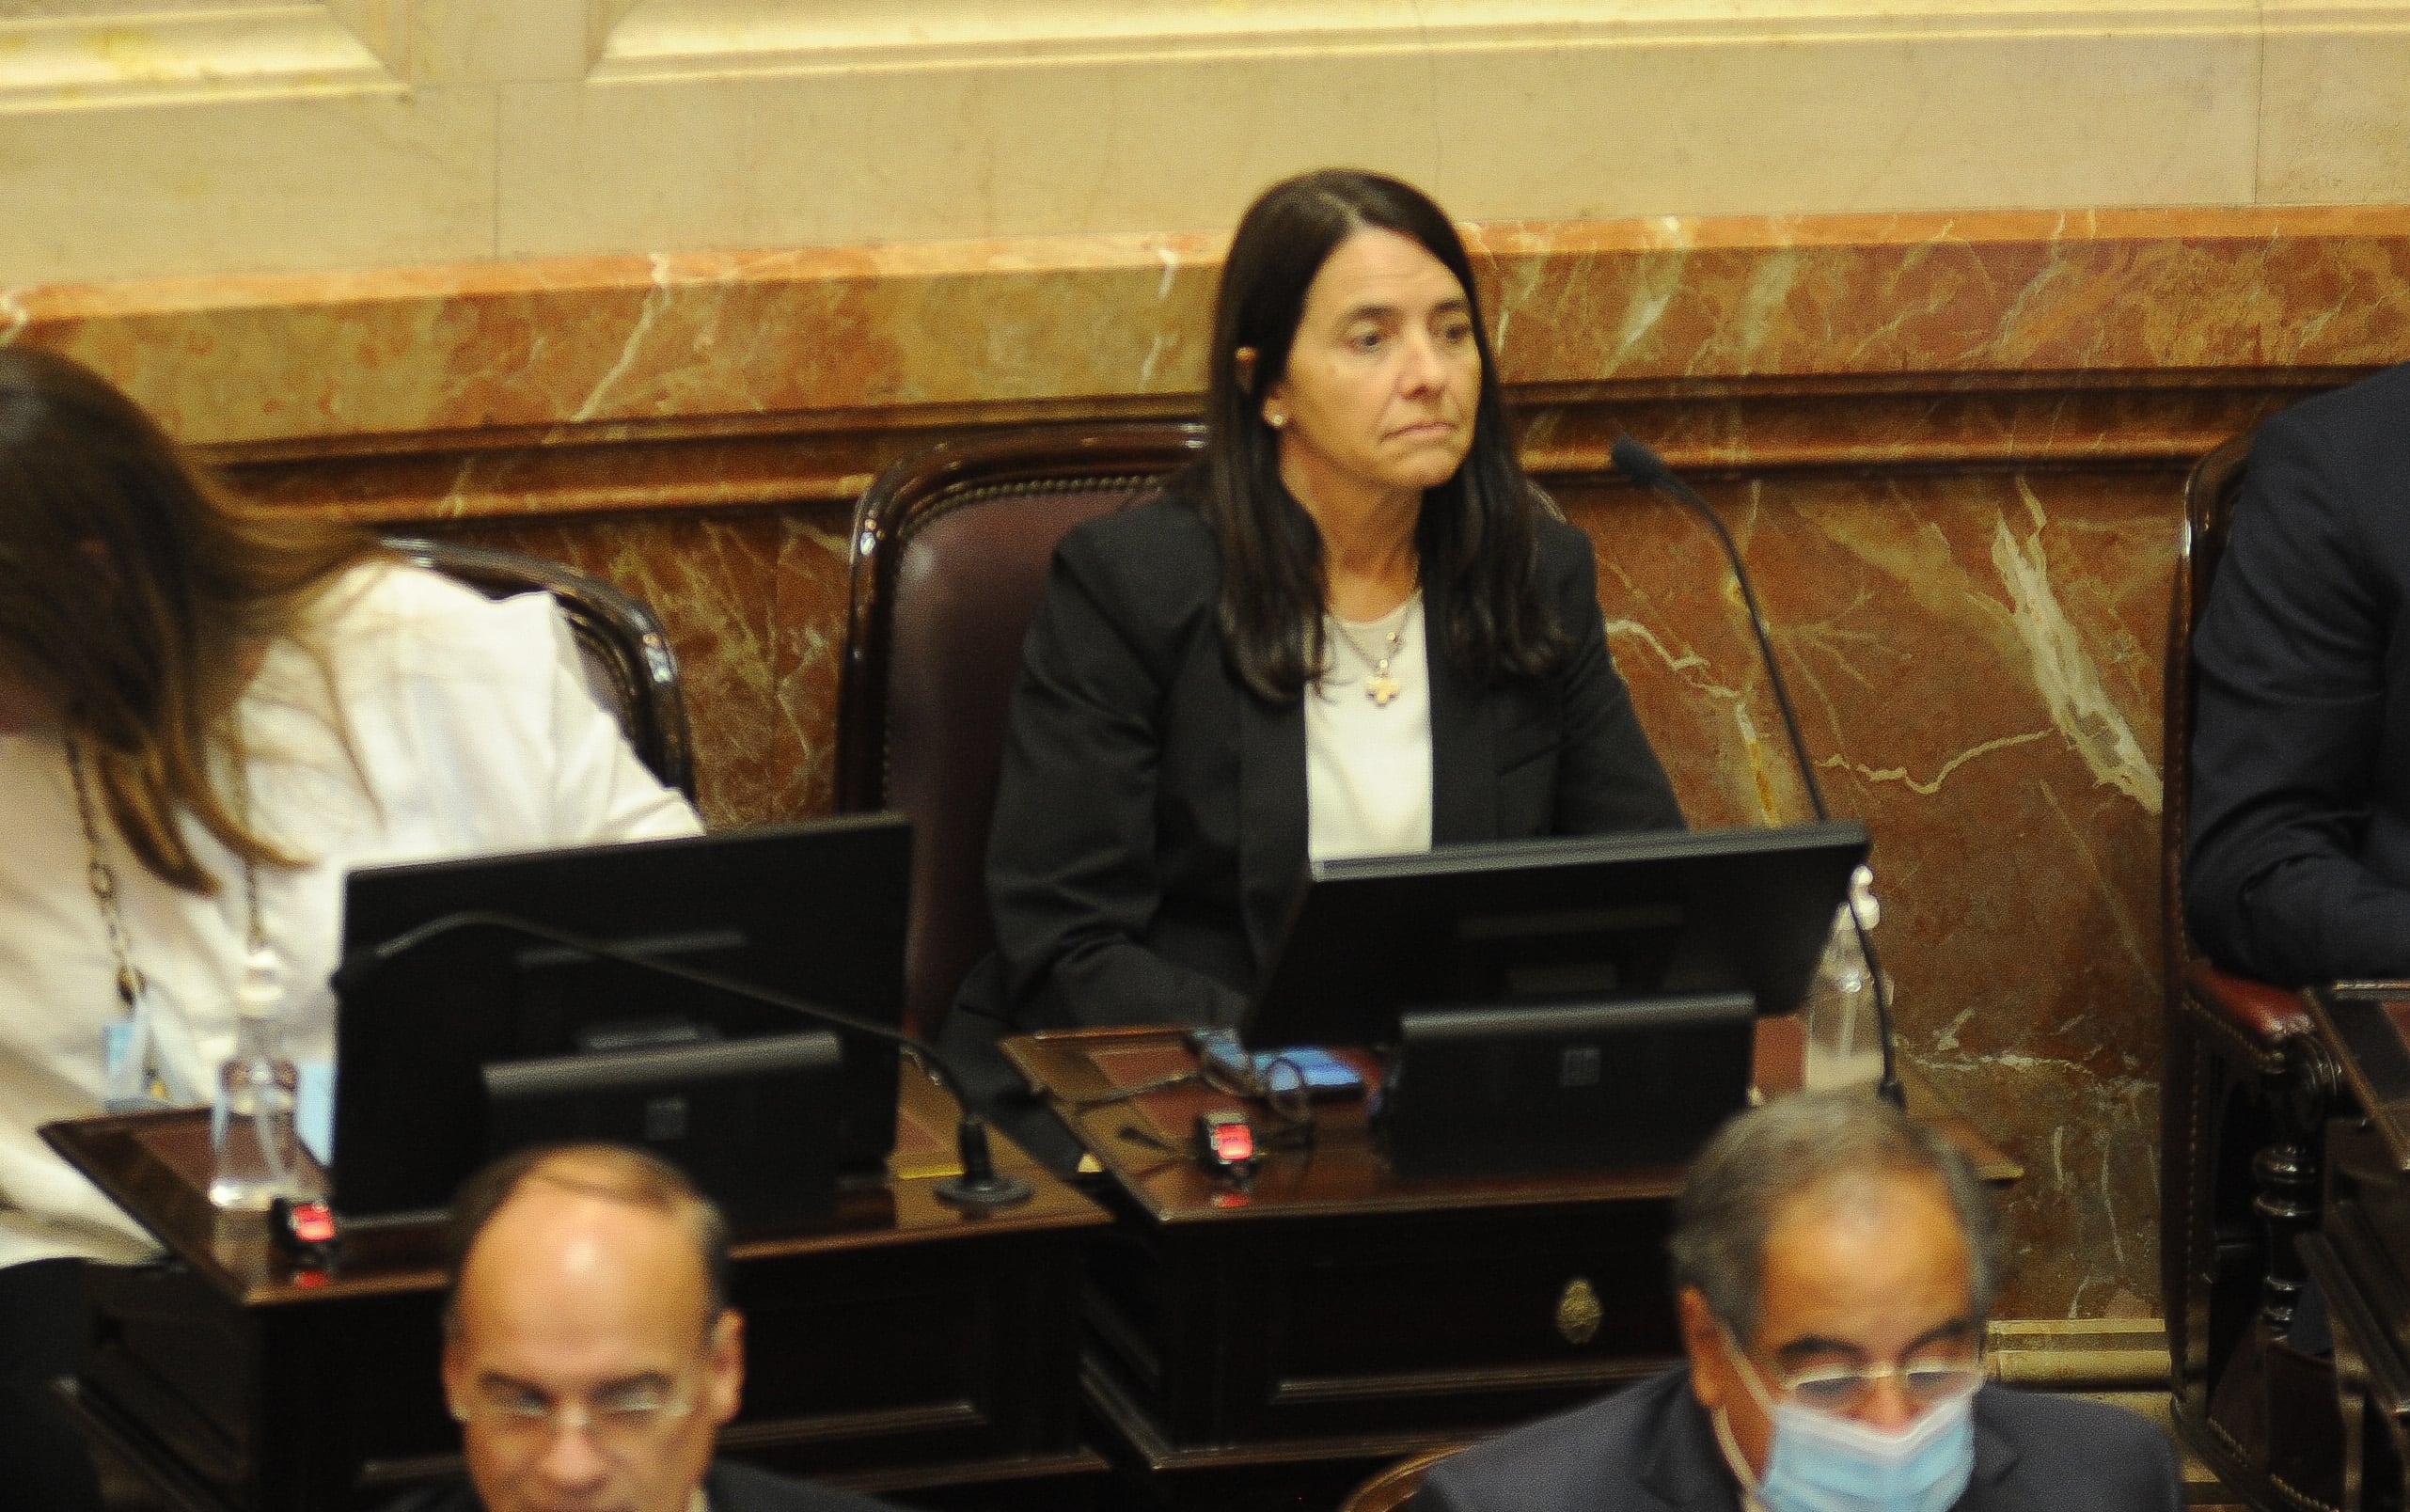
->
(1412, 1094, 2182, 1512)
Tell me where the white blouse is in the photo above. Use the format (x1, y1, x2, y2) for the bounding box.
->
(0, 561, 700, 1268)
(1305, 593, 1435, 861)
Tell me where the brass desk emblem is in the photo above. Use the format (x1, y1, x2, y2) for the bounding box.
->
(1556, 1277, 1602, 1346)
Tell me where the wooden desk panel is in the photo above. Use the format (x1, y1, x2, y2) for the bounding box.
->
(45, 1069, 1110, 1512)
(1009, 1018, 2016, 1512)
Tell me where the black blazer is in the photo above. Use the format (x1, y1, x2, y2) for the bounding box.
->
(2188, 360, 2410, 984)
(382, 1459, 897, 1512)
(1412, 1367, 2182, 1512)
(957, 487, 1684, 1039)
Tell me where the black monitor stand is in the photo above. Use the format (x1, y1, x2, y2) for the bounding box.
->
(482, 1028, 843, 1234)
(1377, 990, 1757, 1178)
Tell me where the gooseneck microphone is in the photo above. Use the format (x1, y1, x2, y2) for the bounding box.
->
(332, 911, 1036, 1209)
(1609, 434, 1905, 1110)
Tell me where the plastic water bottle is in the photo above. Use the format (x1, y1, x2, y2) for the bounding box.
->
(210, 947, 321, 1211)
(1802, 865, 1887, 1092)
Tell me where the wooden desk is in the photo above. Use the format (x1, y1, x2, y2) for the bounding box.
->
(2293, 984, 2410, 1511)
(1006, 1017, 2015, 1512)
(41, 1068, 1110, 1512)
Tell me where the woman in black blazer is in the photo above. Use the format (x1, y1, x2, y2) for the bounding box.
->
(950, 169, 1683, 1084)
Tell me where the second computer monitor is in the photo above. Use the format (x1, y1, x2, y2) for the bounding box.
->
(333, 814, 910, 1225)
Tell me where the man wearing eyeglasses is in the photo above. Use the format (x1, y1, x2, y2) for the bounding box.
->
(1413, 1093, 2182, 1512)
(385, 1143, 894, 1512)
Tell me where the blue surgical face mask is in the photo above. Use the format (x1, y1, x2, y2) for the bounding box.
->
(1727, 1336, 1977, 1512)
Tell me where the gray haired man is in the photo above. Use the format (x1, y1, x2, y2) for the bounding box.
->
(1416, 1094, 2182, 1512)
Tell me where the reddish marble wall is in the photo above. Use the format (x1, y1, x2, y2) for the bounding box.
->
(434, 446, 2201, 1319)
(20, 206, 2410, 1318)
(433, 512, 848, 827)
(1569, 467, 2187, 1319)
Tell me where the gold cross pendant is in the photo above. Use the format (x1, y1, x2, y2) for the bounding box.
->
(1365, 672, 1400, 706)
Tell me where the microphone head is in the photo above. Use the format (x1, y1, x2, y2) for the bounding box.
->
(328, 948, 382, 999)
(1610, 434, 1675, 491)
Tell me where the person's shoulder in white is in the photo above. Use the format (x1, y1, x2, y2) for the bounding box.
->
(299, 557, 700, 846)
(310, 558, 560, 673)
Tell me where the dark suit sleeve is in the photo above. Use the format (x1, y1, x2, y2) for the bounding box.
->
(710, 1458, 905, 1510)
(2142, 1429, 2183, 1512)
(1980, 1389, 2182, 1512)
(375, 1483, 479, 1512)
(1407, 1466, 1494, 1512)
(2185, 402, 2410, 984)
(1547, 524, 1686, 834)
(984, 521, 1251, 1031)
(1407, 1474, 1478, 1512)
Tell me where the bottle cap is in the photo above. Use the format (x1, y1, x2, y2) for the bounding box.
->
(1847, 864, 1879, 931)
(237, 945, 283, 1021)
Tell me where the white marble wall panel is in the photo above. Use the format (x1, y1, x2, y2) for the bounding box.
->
(2261, 4, 2410, 203)
(504, 8, 2261, 254)
(0, 84, 496, 283)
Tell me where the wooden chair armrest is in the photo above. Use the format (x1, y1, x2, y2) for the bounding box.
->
(2182, 958, 2312, 1053)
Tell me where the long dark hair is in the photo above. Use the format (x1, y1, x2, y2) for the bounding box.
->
(0, 347, 376, 891)
(1194, 167, 1567, 703)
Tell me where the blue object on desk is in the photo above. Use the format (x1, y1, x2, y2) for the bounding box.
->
(297, 1060, 334, 1167)
(1192, 1028, 1364, 1097)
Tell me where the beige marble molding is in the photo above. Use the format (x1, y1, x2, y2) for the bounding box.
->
(0, 3, 399, 110)
(594, 0, 2267, 76)
(8, 205, 2407, 467)
(6, 0, 2410, 283)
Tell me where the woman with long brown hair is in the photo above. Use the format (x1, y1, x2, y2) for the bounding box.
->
(947, 170, 1683, 1153)
(0, 348, 698, 1507)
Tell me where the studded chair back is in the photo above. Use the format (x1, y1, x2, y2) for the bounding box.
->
(836, 425, 1207, 1037)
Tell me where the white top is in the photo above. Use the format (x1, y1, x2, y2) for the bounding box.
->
(0, 561, 701, 1268)
(1305, 593, 1434, 861)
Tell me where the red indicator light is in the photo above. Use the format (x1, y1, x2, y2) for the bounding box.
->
(291, 1203, 337, 1244)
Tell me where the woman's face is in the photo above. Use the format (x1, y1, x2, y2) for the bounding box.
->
(1264, 227, 1483, 511)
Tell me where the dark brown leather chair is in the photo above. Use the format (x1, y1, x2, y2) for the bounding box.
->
(1339, 1446, 1464, 1512)
(2160, 432, 2345, 1511)
(384, 536, 698, 801)
(834, 424, 1208, 1038)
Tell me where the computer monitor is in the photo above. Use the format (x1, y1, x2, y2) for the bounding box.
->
(1241, 820, 1870, 1175)
(331, 814, 910, 1227)
(1245, 819, 1868, 1047)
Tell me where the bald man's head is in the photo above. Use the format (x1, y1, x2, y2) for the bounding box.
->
(444, 1144, 730, 1335)
(439, 1146, 742, 1512)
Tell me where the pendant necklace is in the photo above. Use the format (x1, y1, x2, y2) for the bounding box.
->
(67, 732, 265, 1026)
(1330, 596, 1418, 708)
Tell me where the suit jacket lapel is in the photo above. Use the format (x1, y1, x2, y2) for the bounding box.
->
(1637, 1389, 1750, 1511)
(1237, 685, 1307, 971)
(1961, 1393, 2025, 1510)
(1426, 592, 1497, 846)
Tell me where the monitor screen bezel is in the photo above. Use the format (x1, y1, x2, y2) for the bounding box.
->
(1241, 819, 1871, 1052)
